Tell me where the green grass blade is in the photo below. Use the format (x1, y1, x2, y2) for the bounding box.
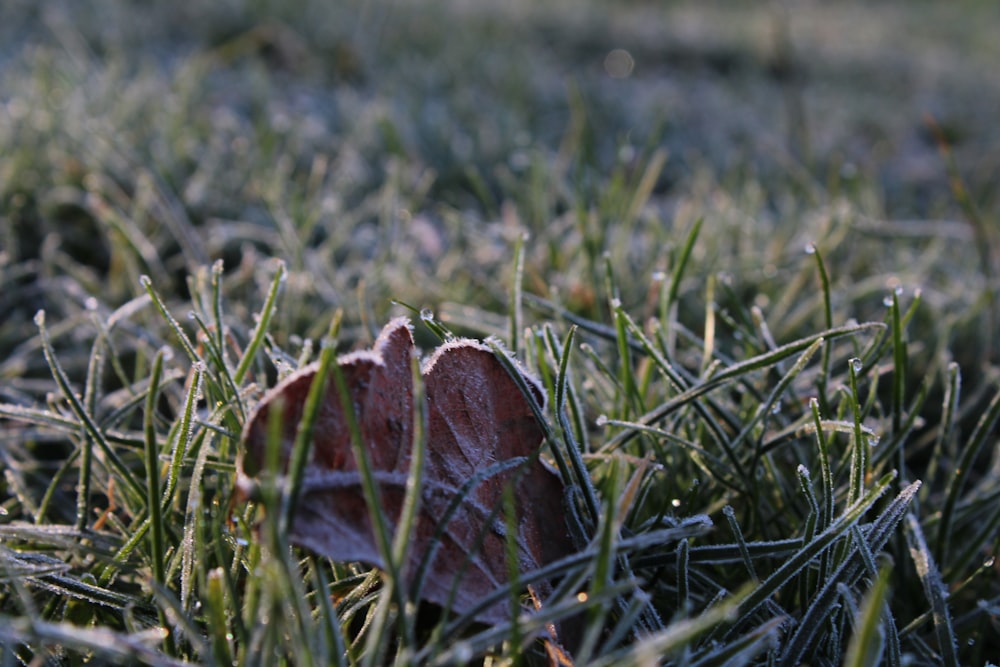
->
(161, 362, 204, 514)
(140, 275, 200, 363)
(906, 513, 960, 667)
(736, 471, 896, 626)
(210, 260, 227, 364)
(587, 586, 746, 667)
(808, 244, 834, 414)
(315, 346, 407, 665)
(723, 505, 759, 583)
(33, 310, 145, 503)
(206, 567, 234, 667)
(143, 349, 175, 655)
(779, 480, 921, 666)
(924, 362, 960, 500)
(661, 217, 703, 320)
(690, 617, 783, 667)
(937, 380, 1000, 565)
(843, 563, 892, 667)
(234, 260, 286, 386)
(541, 324, 601, 525)
(609, 322, 883, 449)
(389, 344, 426, 651)
(487, 338, 573, 481)
(280, 311, 341, 536)
(889, 291, 905, 436)
(509, 232, 526, 357)
(846, 357, 868, 508)
(0, 615, 182, 666)
(576, 458, 624, 662)
(77, 315, 108, 531)
(310, 557, 348, 667)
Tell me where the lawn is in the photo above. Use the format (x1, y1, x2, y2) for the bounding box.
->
(1, 0, 998, 664)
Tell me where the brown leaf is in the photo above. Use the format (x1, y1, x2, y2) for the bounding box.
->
(236, 317, 575, 626)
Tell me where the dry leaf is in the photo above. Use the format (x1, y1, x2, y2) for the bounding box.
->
(236, 317, 574, 625)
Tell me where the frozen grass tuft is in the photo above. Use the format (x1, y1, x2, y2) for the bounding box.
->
(2, 0, 999, 664)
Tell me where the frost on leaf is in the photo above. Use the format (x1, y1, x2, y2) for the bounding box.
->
(237, 317, 574, 626)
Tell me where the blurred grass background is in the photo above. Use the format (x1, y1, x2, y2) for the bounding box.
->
(5, 0, 1000, 407)
(2, 0, 999, 664)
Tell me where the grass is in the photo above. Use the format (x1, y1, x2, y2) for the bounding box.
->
(2, 0, 999, 664)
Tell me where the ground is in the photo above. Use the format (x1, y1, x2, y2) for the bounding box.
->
(1, 1, 998, 665)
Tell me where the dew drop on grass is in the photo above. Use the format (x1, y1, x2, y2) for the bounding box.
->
(651, 270, 667, 282)
(984, 556, 996, 568)
(883, 295, 894, 307)
(595, 414, 608, 426)
(771, 400, 782, 415)
(804, 243, 817, 255)
(85, 297, 98, 311)
(671, 498, 681, 508)
(850, 358, 863, 373)
(452, 644, 473, 663)
(419, 307, 434, 322)
(867, 435, 880, 448)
